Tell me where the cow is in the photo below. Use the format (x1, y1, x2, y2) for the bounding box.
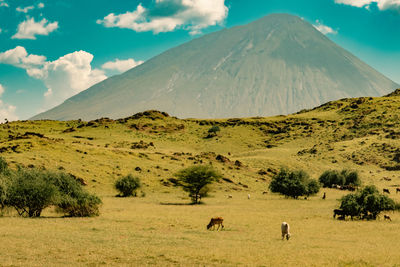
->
(247, 194, 251, 199)
(396, 188, 400, 194)
(322, 192, 326, 200)
(228, 195, 233, 199)
(333, 209, 346, 219)
(384, 215, 392, 221)
(383, 188, 390, 194)
(281, 222, 291, 240)
(207, 217, 224, 231)
(262, 191, 268, 195)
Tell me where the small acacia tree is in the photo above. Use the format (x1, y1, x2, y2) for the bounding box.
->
(115, 175, 141, 197)
(175, 165, 221, 204)
(269, 167, 320, 199)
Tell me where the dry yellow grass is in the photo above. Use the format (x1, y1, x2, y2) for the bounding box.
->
(1, 190, 400, 266)
(1, 95, 400, 266)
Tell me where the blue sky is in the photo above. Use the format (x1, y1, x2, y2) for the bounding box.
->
(0, 0, 399, 120)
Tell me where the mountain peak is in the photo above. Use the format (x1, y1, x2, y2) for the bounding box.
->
(32, 14, 399, 121)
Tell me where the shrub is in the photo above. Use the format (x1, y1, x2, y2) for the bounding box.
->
(51, 172, 102, 217)
(206, 126, 220, 138)
(269, 167, 320, 199)
(4, 167, 101, 217)
(57, 192, 101, 217)
(319, 169, 360, 188)
(0, 157, 10, 175)
(115, 175, 141, 197)
(7, 168, 58, 217)
(341, 170, 361, 186)
(175, 165, 221, 204)
(338, 185, 395, 220)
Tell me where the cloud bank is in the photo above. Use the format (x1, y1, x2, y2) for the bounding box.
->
(102, 58, 144, 73)
(0, 84, 18, 122)
(12, 18, 58, 40)
(335, 0, 400, 11)
(97, 0, 228, 35)
(0, 47, 143, 111)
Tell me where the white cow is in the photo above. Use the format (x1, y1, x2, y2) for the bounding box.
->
(247, 194, 251, 199)
(281, 222, 291, 240)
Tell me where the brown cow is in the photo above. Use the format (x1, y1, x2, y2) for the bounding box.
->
(383, 188, 390, 194)
(207, 217, 224, 230)
(396, 188, 400, 194)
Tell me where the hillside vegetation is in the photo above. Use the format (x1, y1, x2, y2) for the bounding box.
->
(4, 91, 400, 195)
(1, 91, 400, 265)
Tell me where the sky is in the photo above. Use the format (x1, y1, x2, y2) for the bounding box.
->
(0, 0, 399, 121)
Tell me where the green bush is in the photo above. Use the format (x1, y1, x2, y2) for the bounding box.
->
(341, 170, 361, 186)
(338, 185, 395, 220)
(7, 168, 58, 217)
(269, 167, 320, 199)
(57, 192, 102, 217)
(51, 172, 102, 217)
(115, 175, 141, 197)
(0, 161, 101, 217)
(319, 169, 360, 188)
(0, 157, 10, 175)
(175, 165, 221, 204)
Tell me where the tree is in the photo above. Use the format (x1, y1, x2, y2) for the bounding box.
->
(7, 168, 58, 217)
(269, 167, 320, 199)
(338, 185, 395, 220)
(175, 165, 221, 204)
(319, 169, 360, 188)
(115, 175, 141, 197)
(206, 125, 220, 138)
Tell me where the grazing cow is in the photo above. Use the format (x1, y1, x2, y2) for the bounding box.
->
(383, 188, 390, 194)
(228, 195, 233, 199)
(322, 192, 326, 200)
(207, 217, 224, 230)
(396, 188, 400, 194)
(333, 209, 345, 219)
(281, 222, 291, 240)
(247, 194, 251, 199)
(262, 191, 268, 195)
(384, 215, 392, 221)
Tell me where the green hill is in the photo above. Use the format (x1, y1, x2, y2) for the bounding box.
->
(5, 89, 400, 195)
(32, 14, 398, 121)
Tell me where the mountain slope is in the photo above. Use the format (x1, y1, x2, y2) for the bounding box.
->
(32, 13, 399, 120)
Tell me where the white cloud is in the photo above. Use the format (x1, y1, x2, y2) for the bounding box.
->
(0, 84, 18, 122)
(16, 5, 35, 13)
(101, 58, 144, 73)
(27, 51, 107, 109)
(0, 100, 18, 122)
(97, 0, 228, 35)
(313, 20, 338, 35)
(0, 47, 107, 110)
(0, 46, 47, 68)
(12, 18, 58, 40)
(335, 0, 400, 11)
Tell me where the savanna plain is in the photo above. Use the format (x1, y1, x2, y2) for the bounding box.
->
(1, 92, 400, 266)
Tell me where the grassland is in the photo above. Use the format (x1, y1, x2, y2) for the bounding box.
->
(1, 91, 400, 266)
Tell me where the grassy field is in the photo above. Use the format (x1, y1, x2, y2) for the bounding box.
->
(1, 190, 400, 266)
(1, 92, 400, 266)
